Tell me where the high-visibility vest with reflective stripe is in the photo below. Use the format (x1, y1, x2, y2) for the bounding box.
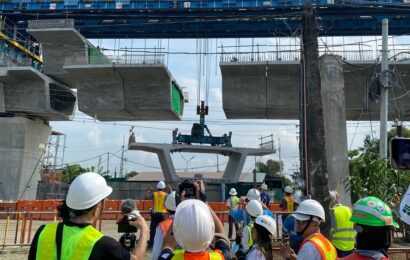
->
(171, 249, 224, 260)
(227, 196, 239, 213)
(154, 191, 167, 213)
(245, 222, 254, 247)
(330, 204, 355, 251)
(36, 223, 103, 260)
(159, 218, 173, 236)
(284, 195, 294, 212)
(300, 233, 337, 260)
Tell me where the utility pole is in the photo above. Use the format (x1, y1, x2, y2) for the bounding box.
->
(119, 135, 125, 178)
(106, 152, 110, 176)
(302, 3, 331, 237)
(97, 155, 101, 173)
(216, 155, 219, 172)
(380, 18, 389, 157)
(278, 138, 284, 188)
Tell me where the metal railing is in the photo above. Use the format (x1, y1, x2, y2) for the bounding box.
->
(27, 19, 75, 30)
(64, 54, 165, 66)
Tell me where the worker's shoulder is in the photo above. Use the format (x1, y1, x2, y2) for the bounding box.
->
(90, 236, 130, 260)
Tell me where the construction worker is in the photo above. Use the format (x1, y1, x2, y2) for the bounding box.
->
(151, 191, 176, 260)
(159, 199, 230, 259)
(282, 190, 304, 253)
(329, 190, 355, 257)
(279, 199, 337, 260)
(147, 180, 168, 248)
(340, 196, 398, 260)
(247, 188, 261, 202)
(237, 199, 264, 255)
(281, 186, 294, 212)
(227, 187, 240, 239)
(260, 183, 271, 208)
(246, 215, 276, 260)
(28, 172, 149, 260)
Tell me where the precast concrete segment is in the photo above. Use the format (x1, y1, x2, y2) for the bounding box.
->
(0, 67, 76, 121)
(128, 142, 274, 183)
(0, 117, 51, 200)
(320, 55, 351, 206)
(60, 64, 183, 121)
(221, 60, 410, 120)
(27, 28, 88, 74)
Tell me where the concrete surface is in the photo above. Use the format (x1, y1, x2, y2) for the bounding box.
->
(221, 59, 410, 120)
(320, 55, 351, 206)
(128, 142, 274, 184)
(0, 117, 51, 200)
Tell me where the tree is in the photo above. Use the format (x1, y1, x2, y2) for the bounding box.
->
(256, 159, 282, 179)
(62, 164, 88, 183)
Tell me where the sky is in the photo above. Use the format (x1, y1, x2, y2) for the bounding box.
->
(46, 35, 410, 179)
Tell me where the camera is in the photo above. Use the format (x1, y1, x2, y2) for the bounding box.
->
(117, 200, 140, 251)
(390, 138, 410, 170)
(176, 179, 197, 205)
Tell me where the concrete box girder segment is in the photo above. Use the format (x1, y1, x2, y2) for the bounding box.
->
(128, 142, 274, 183)
(221, 60, 410, 120)
(0, 67, 76, 121)
(58, 64, 184, 121)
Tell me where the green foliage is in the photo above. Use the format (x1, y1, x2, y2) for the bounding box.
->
(62, 164, 107, 183)
(256, 159, 292, 185)
(346, 133, 410, 205)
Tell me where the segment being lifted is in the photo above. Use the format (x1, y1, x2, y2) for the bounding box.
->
(27, 19, 185, 121)
(128, 142, 274, 184)
(0, 67, 76, 121)
(221, 59, 410, 120)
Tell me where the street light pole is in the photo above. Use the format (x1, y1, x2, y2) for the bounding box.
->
(181, 155, 195, 172)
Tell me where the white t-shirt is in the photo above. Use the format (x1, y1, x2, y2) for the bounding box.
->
(297, 241, 322, 260)
(245, 244, 266, 260)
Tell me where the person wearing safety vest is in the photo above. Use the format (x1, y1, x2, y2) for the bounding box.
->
(245, 215, 276, 260)
(282, 190, 304, 253)
(259, 183, 271, 208)
(147, 180, 168, 248)
(159, 181, 230, 260)
(280, 199, 337, 260)
(237, 199, 263, 255)
(340, 196, 399, 260)
(227, 187, 240, 239)
(280, 186, 295, 223)
(151, 191, 177, 260)
(329, 190, 355, 257)
(28, 172, 149, 260)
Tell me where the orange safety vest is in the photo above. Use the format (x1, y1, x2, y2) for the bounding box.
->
(299, 233, 338, 260)
(159, 218, 173, 236)
(284, 195, 294, 212)
(153, 191, 167, 213)
(172, 249, 225, 260)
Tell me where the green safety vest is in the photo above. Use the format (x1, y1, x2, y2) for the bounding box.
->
(245, 222, 254, 247)
(330, 204, 355, 251)
(36, 223, 103, 260)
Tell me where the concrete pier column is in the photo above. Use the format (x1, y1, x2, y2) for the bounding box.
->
(320, 55, 351, 206)
(0, 117, 51, 200)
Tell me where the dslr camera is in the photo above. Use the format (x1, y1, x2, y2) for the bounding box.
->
(175, 179, 198, 205)
(117, 199, 140, 251)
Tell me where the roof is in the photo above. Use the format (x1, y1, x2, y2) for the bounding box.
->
(127, 171, 266, 183)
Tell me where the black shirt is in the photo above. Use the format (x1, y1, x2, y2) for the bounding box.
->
(28, 220, 131, 260)
(158, 240, 231, 260)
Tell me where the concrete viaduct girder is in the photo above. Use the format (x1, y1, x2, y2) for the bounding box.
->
(0, 67, 76, 121)
(128, 142, 274, 184)
(221, 60, 410, 120)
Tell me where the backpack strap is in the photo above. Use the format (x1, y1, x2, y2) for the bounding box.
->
(55, 222, 64, 260)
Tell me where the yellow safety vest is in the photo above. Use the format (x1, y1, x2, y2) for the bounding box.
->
(172, 249, 224, 260)
(300, 233, 337, 260)
(245, 222, 254, 247)
(228, 196, 239, 213)
(36, 223, 103, 260)
(284, 195, 294, 212)
(154, 191, 167, 213)
(330, 204, 355, 251)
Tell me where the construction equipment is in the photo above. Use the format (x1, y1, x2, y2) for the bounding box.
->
(173, 101, 232, 147)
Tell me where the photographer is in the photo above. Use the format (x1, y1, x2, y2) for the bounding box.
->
(159, 180, 231, 260)
(29, 172, 149, 260)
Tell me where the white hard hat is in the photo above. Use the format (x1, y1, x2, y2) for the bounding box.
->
(247, 188, 261, 201)
(246, 199, 263, 218)
(173, 199, 215, 252)
(165, 191, 176, 211)
(157, 181, 166, 189)
(66, 172, 112, 210)
(284, 186, 293, 194)
(260, 183, 268, 190)
(229, 188, 237, 196)
(291, 199, 325, 223)
(255, 215, 277, 237)
(293, 190, 302, 204)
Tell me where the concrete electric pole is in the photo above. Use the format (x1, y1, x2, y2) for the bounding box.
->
(380, 18, 389, 157)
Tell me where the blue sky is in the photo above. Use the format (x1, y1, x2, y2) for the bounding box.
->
(48, 36, 409, 178)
